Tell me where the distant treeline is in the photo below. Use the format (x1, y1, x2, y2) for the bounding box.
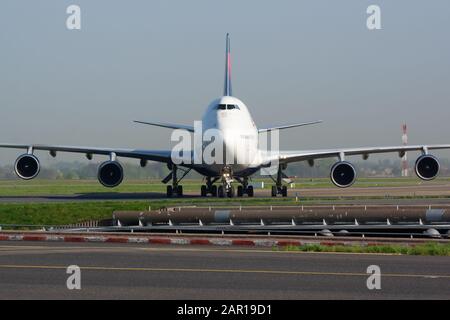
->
(0, 161, 171, 180)
(0, 158, 449, 180)
(285, 158, 450, 178)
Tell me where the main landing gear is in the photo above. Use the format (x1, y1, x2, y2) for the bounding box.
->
(270, 164, 288, 197)
(163, 163, 190, 197)
(200, 177, 219, 197)
(199, 170, 254, 198)
(235, 177, 254, 197)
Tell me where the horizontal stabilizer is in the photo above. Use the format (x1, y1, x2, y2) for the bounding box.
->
(133, 120, 194, 132)
(258, 120, 323, 133)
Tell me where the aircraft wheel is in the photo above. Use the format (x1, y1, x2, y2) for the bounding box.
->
(218, 186, 225, 198)
(271, 186, 277, 197)
(227, 186, 235, 198)
(177, 185, 183, 197)
(237, 185, 243, 197)
(166, 185, 173, 197)
(247, 185, 254, 197)
(211, 185, 218, 197)
(281, 185, 288, 197)
(201, 185, 207, 197)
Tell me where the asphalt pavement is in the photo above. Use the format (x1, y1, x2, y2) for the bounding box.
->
(0, 242, 448, 299)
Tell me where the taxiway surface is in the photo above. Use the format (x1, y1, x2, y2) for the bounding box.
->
(1, 183, 450, 203)
(0, 242, 448, 299)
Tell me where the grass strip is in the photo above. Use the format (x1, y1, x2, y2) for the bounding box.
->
(280, 242, 450, 256)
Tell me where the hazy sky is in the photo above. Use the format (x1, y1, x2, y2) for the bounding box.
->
(1, 0, 449, 165)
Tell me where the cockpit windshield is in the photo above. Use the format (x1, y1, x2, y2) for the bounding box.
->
(217, 104, 240, 110)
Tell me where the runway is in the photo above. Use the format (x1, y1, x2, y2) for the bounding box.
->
(1, 183, 450, 203)
(0, 242, 448, 299)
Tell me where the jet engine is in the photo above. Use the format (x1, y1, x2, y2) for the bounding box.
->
(330, 161, 356, 188)
(98, 161, 124, 187)
(415, 155, 439, 180)
(14, 154, 40, 180)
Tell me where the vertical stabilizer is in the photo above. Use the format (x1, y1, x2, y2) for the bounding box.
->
(223, 33, 232, 96)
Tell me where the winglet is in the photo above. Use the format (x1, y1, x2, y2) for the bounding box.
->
(223, 33, 232, 96)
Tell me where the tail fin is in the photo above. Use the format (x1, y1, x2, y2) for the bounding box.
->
(223, 33, 232, 96)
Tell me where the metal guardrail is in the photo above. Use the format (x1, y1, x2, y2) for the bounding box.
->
(60, 224, 450, 239)
(105, 205, 450, 238)
(2, 223, 449, 238)
(2, 205, 450, 238)
(0, 219, 113, 231)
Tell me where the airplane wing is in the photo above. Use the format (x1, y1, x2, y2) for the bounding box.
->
(258, 120, 322, 133)
(266, 144, 450, 164)
(133, 120, 194, 132)
(0, 143, 174, 163)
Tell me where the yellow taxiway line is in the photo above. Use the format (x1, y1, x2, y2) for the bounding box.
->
(0, 264, 449, 279)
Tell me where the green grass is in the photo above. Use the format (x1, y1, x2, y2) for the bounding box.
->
(280, 242, 450, 256)
(0, 193, 449, 226)
(0, 192, 450, 226)
(0, 198, 304, 226)
(0, 201, 148, 226)
(0, 177, 449, 197)
(0, 177, 450, 226)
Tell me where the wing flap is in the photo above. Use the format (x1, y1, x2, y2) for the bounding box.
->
(0, 143, 174, 163)
(267, 144, 450, 164)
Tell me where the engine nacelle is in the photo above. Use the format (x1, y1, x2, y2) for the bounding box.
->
(415, 155, 439, 180)
(98, 161, 124, 188)
(330, 161, 356, 188)
(14, 154, 40, 180)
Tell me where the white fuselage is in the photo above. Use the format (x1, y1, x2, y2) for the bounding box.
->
(197, 96, 262, 177)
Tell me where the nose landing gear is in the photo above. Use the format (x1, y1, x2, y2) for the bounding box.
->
(217, 184, 235, 198)
(217, 167, 234, 198)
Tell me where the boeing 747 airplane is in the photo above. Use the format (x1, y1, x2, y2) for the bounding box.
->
(1, 34, 449, 197)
